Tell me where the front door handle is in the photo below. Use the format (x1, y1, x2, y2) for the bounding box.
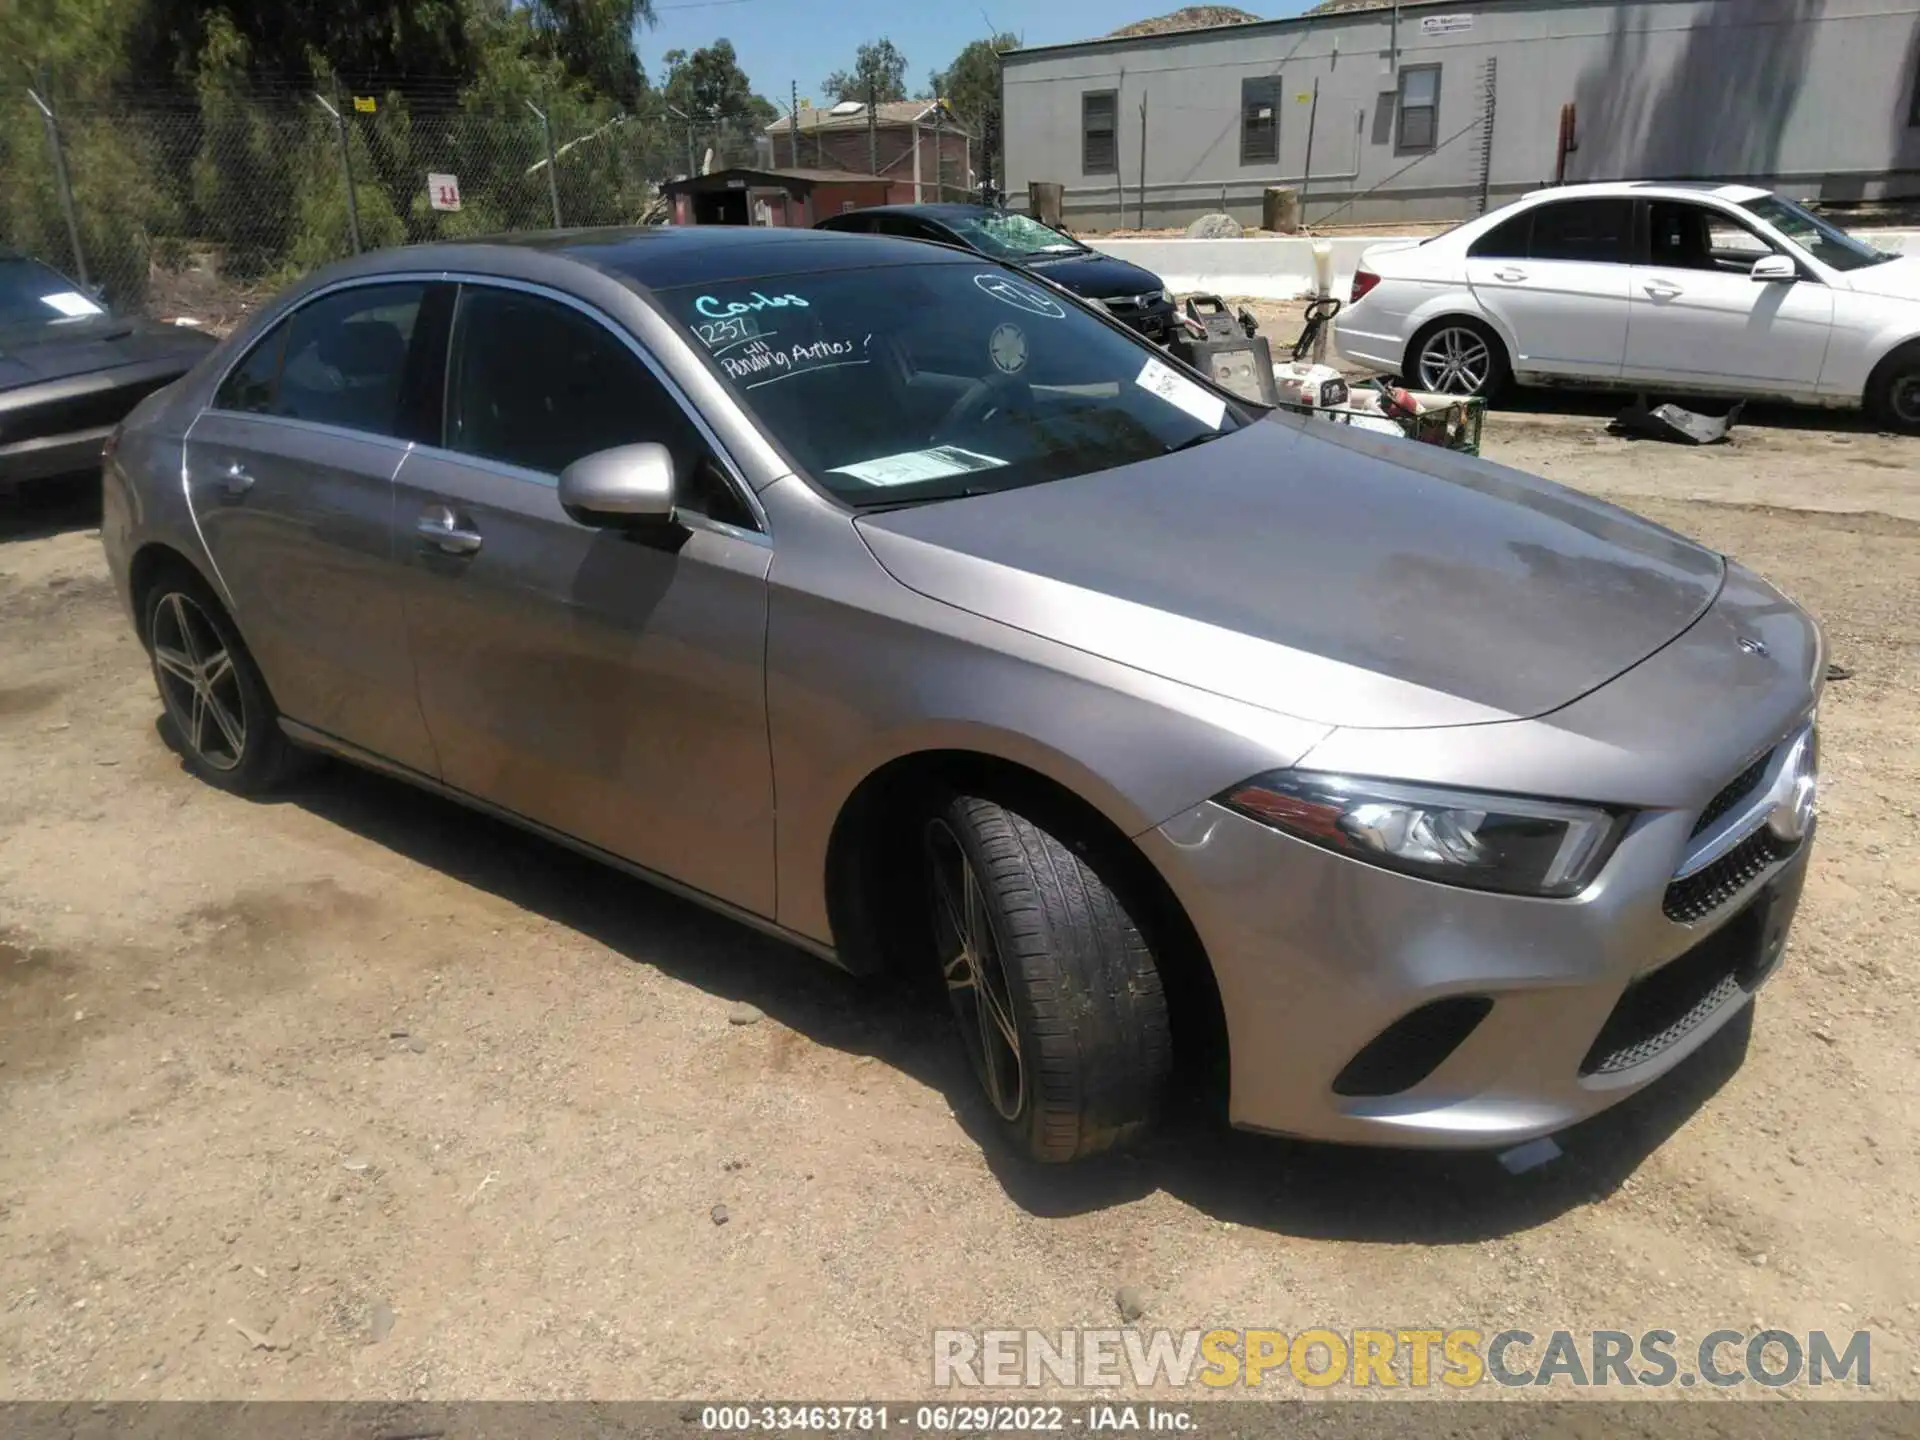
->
(1643, 280, 1684, 299)
(218, 462, 254, 501)
(416, 505, 483, 557)
(1492, 266, 1528, 283)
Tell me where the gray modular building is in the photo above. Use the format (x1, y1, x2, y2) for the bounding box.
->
(1002, 0, 1920, 228)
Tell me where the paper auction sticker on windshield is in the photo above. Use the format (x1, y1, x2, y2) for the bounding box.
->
(1135, 357, 1226, 430)
(830, 446, 1006, 487)
(41, 290, 105, 318)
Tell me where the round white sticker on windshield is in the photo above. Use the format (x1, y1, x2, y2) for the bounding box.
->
(989, 323, 1029, 374)
(973, 273, 1066, 319)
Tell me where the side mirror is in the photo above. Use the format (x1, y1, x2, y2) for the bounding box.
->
(1750, 253, 1797, 283)
(558, 443, 678, 528)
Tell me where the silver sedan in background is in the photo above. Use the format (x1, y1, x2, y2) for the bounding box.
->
(102, 228, 1822, 1163)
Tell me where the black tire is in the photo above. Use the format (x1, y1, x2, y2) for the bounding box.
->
(140, 563, 304, 795)
(1405, 316, 1511, 400)
(1866, 342, 1920, 435)
(923, 794, 1171, 1162)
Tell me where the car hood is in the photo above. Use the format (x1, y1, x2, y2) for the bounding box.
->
(1840, 253, 1920, 301)
(1023, 250, 1165, 300)
(854, 413, 1726, 730)
(0, 317, 214, 395)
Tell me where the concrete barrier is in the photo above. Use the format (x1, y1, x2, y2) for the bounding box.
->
(1082, 236, 1424, 299)
(1086, 229, 1920, 299)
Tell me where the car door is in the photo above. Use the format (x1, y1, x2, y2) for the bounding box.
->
(1623, 199, 1835, 395)
(183, 280, 447, 773)
(1464, 197, 1633, 379)
(391, 281, 778, 917)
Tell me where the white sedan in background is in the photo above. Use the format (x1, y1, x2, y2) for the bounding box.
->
(1336, 180, 1920, 432)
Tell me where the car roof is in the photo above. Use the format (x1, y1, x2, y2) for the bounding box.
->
(337, 225, 977, 293)
(1516, 180, 1772, 204)
(826, 203, 998, 222)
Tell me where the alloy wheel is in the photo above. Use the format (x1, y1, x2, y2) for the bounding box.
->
(151, 591, 247, 771)
(925, 818, 1025, 1121)
(1417, 326, 1494, 395)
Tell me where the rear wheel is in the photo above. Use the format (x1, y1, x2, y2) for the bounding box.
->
(141, 566, 304, 795)
(1866, 342, 1920, 435)
(923, 794, 1171, 1162)
(1407, 316, 1510, 399)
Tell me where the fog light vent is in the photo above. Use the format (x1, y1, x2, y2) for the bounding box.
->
(1332, 996, 1493, 1097)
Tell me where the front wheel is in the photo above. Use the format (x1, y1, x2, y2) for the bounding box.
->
(1407, 317, 1510, 399)
(923, 795, 1171, 1162)
(1866, 343, 1920, 435)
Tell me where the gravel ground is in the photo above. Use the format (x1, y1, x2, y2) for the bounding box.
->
(1, 395, 1917, 1403)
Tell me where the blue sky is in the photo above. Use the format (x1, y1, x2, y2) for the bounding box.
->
(640, 0, 1315, 108)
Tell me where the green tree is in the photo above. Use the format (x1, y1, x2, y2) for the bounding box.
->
(662, 40, 776, 171)
(931, 32, 1019, 185)
(823, 37, 908, 104)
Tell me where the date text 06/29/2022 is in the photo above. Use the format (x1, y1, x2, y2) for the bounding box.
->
(699, 1405, 1193, 1433)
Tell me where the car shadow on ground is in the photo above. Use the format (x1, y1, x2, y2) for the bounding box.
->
(0, 476, 102, 544)
(273, 754, 1750, 1246)
(1495, 386, 1888, 435)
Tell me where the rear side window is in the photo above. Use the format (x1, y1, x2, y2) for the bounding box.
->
(215, 325, 285, 414)
(215, 283, 429, 437)
(1527, 199, 1632, 263)
(1468, 210, 1532, 260)
(446, 285, 751, 527)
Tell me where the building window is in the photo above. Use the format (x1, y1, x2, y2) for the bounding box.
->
(1241, 77, 1281, 165)
(1082, 90, 1117, 174)
(1396, 65, 1440, 152)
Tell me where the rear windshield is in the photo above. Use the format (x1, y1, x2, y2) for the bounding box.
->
(0, 256, 109, 333)
(1740, 196, 1893, 271)
(657, 262, 1250, 509)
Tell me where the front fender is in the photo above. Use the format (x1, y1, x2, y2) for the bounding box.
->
(758, 478, 1328, 945)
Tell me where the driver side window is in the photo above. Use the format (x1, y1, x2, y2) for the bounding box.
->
(1649, 201, 1780, 274)
(446, 286, 755, 529)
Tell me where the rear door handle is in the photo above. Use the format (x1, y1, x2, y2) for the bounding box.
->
(415, 505, 483, 557)
(218, 462, 254, 501)
(1492, 267, 1528, 283)
(1643, 280, 1684, 299)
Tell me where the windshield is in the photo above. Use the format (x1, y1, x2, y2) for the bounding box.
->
(1739, 196, 1893, 271)
(0, 256, 111, 333)
(661, 262, 1250, 508)
(945, 210, 1087, 260)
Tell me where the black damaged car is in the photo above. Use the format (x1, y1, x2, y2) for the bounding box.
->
(814, 203, 1177, 341)
(1, 250, 216, 495)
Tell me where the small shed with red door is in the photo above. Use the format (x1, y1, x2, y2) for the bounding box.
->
(661, 168, 916, 229)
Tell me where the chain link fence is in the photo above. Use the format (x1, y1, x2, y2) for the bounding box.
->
(0, 73, 678, 331)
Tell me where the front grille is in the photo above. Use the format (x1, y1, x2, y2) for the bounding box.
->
(1582, 898, 1766, 1076)
(1663, 828, 1798, 924)
(1689, 750, 1772, 838)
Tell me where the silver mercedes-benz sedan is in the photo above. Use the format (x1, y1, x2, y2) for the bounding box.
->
(101, 227, 1822, 1163)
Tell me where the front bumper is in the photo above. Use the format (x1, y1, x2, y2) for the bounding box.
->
(1143, 802, 1809, 1148)
(1143, 561, 1823, 1148)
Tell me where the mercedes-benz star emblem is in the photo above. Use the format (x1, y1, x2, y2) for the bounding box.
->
(1736, 636, 1769, 657)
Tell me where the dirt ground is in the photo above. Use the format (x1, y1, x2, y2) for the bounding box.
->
(1, 395, 1917, 1403)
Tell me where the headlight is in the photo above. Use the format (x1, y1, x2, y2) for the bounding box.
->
(1218, 772, 1626, 898)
